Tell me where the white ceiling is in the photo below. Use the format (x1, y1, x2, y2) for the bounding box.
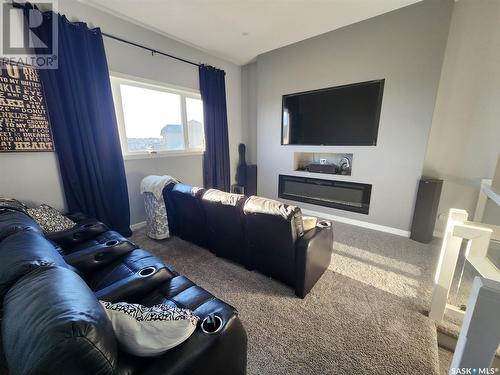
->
(82, 0, 422, 65)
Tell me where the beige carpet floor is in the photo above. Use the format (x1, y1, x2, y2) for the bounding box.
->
(438, 347, 453, 375)
(132, 221, 443, 375)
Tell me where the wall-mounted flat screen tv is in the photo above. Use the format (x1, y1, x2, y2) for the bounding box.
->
(281, 79, 384, 146)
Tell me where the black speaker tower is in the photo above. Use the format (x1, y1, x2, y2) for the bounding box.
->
(410, 178, 443, 243)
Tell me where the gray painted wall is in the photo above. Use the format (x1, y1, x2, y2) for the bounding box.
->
(0, 0, 243, 225)
(245, 0, 453, 232)
(423, 0, 500, 231)
(241, 62, 258, 164)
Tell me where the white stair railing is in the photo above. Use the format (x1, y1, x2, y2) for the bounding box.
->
(449, 277, 500, 373)
(430, 208, 500, 371)
(430, 209, 495, 321)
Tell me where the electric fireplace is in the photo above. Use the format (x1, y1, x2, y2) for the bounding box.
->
(278, 175, 372, 214)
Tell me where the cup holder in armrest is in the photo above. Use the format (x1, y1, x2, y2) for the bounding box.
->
(105, 240, 119, 247)
(137, 266, 156, 278)
(317, 220, 331, 228)
(201, 314, 223, 335)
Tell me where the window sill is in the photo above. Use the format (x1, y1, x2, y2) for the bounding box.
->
(123, 150, 204, 161)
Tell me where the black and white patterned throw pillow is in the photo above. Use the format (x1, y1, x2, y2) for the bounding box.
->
(27, 204, 76, 233)
(100, 301, 199, 357)
(0, 197, 28, 214)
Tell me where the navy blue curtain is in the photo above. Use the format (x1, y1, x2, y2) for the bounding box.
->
(27, 7, 131, 235)
(199, 65, 230, 192)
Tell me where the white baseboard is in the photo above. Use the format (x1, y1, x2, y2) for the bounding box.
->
(301, 209, 410, 237)
(130, 221, 147, 231)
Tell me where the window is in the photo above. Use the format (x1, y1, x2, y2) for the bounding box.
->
(110, 75, 205, 158)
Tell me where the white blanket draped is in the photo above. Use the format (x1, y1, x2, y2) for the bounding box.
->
(140, 175, 178, 199)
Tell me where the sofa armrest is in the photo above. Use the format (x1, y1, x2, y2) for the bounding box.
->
(135, 313, 247, 375)
(95, 267, 172, 303)
(64, 212, 88, 223)
(45, 219, 109, 249)
(63, 239, 136, 271)
(294, 221, 333, 298)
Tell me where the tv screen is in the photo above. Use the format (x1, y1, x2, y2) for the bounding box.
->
(281, 79, 384, 146)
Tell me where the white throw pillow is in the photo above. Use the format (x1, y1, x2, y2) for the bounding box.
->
(100, 301, 199, 357)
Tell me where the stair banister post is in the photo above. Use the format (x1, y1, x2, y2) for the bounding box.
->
(430, 209, 468, 321)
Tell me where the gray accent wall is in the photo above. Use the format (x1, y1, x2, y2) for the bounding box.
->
(0, 0, 243, 225)
(244, 0, 453, 232)
(423, 0, 500, 231)
(241, 62, 258, 164)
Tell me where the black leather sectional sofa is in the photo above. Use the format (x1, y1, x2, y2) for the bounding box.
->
(163, 184, 334, 298)
(0, 207, 247, 375)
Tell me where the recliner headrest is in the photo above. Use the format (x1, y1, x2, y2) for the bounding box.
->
(202, 189, 245, 206)
(172, 183, 205, 198)
(0, 210, 42, 241)
(243, 196, 304, 237)
(243, 196, 299, 220)
(3, 266, 117, 375)
(0, 212, 68, 299)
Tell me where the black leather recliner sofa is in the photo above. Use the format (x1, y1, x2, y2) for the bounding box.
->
(164, 184, 334, 298)
(0, 208, 247, 375)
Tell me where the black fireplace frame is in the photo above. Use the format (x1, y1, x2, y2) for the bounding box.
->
(278, 174, 372, 214)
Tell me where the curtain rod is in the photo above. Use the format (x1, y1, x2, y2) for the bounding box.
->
(102, 33, 201, 68)
(10, 2, 202, 68)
